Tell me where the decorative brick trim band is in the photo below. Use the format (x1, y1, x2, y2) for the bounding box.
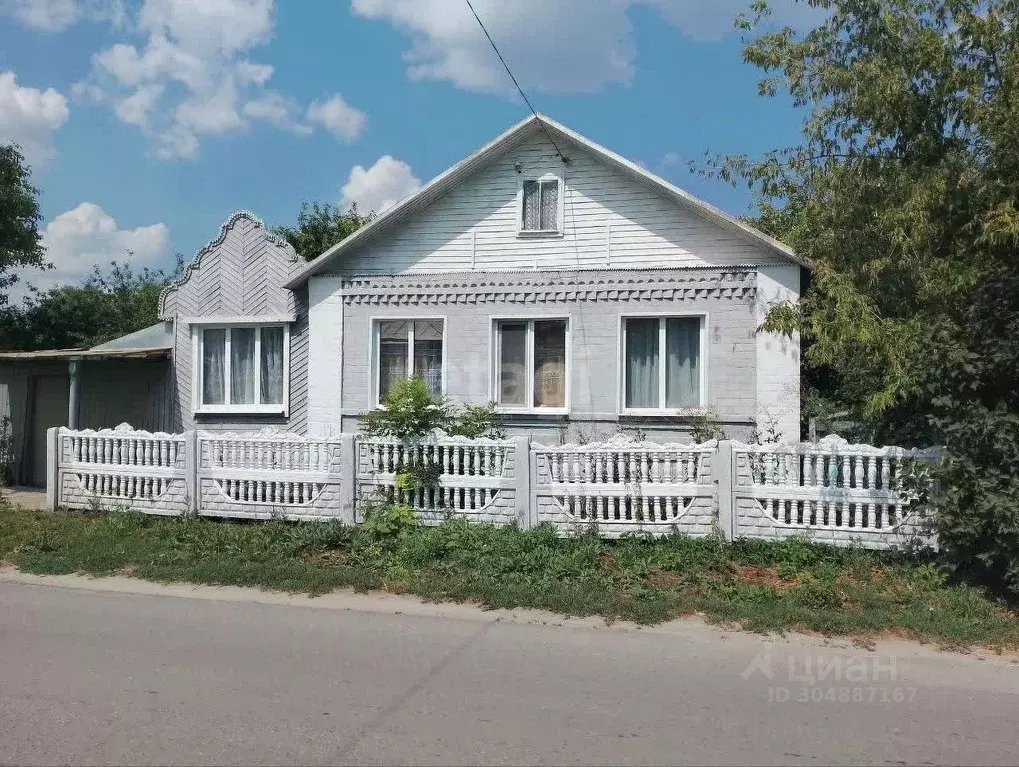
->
(339, 268, 756, 306)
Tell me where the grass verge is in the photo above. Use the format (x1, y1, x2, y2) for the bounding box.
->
(2, 505, 1017, 650)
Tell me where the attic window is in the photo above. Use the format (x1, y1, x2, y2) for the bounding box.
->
(520, 178, 561, 234)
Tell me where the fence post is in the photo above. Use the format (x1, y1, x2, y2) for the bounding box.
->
(513, 435, 531, 530)
(184, 430, 198, 516)
(338, 433, 357, 524)
(45, 427, 60, 511)
(715, 439, 734, 542)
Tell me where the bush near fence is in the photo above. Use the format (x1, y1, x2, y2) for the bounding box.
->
(45, 424, 939, 550)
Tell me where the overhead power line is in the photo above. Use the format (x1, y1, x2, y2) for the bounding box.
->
(463, 0, 568, 163)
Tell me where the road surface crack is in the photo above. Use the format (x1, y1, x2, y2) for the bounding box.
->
(332, 620, 494, 762)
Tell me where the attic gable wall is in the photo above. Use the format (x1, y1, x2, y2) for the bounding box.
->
(159, 211, 301, 320)
(325, 133, 783, 276)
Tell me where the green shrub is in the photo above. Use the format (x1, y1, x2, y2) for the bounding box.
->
(361, 377, 451, 440)
(360, 378, 504, 441)
(447, 402, 504, 439)
(361, 503, 416, 540)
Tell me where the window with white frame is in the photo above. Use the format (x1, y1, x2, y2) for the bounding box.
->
(197, 325, 287, 412)
(494, 318, 568, 410)
(622, 316, 702, 410)
(520, 177, 561, 233)
(375, 319, 445, 404)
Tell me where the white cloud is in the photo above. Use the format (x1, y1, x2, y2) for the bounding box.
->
(94, 37, 210, 91)
(113, 83, 163, 126)
(16, 202, 170, 295)
(351, 0, 634, 95)
(5, 0, 78, 30)
(0, 70, 70, 167)
(236, 59, 273, 85)
(352, 0, 819, 95)
(137, 0, 274, 56)
(175, 76, 244, 134)
(340, 155, 421, 214)
(2, 0, 125, 31)
(69, 0, 360, 158)
(155, 122, 199, 159)
(243, 91, 311, 135)
(306, 94, 367, 143)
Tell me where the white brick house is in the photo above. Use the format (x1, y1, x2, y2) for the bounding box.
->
(289, 114, 806, 442)
(1, 113, 807, 484)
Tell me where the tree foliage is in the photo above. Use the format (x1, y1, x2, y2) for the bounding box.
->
(722, 0, 1019, 590)
(0, 261, 180, 351)
(274, 201, 373, 261)
(0, 144, 47, 305)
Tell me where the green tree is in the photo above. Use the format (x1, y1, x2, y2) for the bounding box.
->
(0, 144, 47, 305)
(0, 259, 181, 351)
(275, 201, 373, 261)
(721, 0, 1019, 590)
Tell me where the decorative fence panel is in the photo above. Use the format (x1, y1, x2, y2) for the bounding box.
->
(196, 430, 351, 521)
(52, 423, 190, 515)
(730, 436, 941, 549)
(47, 426, 940, 550)
(355, 435, 524, 526)
(532, 436, 719, 538)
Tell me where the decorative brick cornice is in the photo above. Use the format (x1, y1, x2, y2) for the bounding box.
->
(339, 268, 756, 306)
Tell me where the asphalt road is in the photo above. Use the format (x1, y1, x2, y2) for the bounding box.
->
(2, 574, 1018, 766)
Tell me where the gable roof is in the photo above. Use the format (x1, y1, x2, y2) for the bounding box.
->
(159, 210, 299, 320)
(284, 114, 805, 289)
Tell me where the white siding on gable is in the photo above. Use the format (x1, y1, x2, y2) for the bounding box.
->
(334, 133, 781, 275)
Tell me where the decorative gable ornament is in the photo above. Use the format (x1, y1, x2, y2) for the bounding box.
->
(158, 210, 301, 321)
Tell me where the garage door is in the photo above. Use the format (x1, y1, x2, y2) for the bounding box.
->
(30, 375, 68, 487)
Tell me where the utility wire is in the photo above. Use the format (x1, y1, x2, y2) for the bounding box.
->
(463, 0, 568, 162)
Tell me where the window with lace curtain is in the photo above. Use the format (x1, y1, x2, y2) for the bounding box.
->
(374, 319, 445, 405)
(195, 324, 288, 414)
(494, 318, 569, 411)
(520, 176, 562, 234)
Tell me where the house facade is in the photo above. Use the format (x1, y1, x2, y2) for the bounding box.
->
(294, 114, 804, 442)
(1, 114, 804, 485)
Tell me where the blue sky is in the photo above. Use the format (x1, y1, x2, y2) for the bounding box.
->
(0, 0, 814, 294)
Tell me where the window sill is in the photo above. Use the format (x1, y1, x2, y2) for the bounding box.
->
(619, 408, 709, 418)
(195, 405, 288, 416)
(497, 407, 570, 417)
(516, 230, 563, 240)
(372, 401, 445, 411)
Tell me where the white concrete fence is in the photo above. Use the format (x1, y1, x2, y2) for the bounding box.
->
(46, 425, 940, 549)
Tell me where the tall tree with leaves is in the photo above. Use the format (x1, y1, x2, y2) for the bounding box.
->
(0, 260, 181, 351)
(275, 202, 373, 261)
(0, 144, 47, 305)
(723, 0, 1019, 590)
